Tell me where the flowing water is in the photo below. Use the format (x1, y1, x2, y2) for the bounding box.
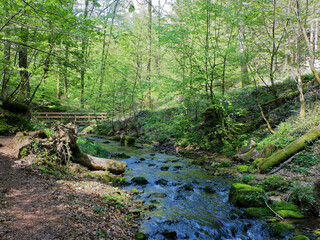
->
(92, 137, 273, 240)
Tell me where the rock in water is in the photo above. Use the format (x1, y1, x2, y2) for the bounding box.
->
(131, 177, 149, 185)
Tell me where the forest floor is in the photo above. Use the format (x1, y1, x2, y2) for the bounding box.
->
(0, 136, 138, 240)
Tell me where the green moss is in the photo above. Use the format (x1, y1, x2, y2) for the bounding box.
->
(268, 222, 295, 237)
(229, 183, 266, 207)
(131, 188, 139, 194)
(19, 146, 30, 157)
(237, 165, 249, 172)
(240, 148, 256, 161)
(289, 235, 310, 240)
(244, 207, 273, 218)
(271, 202, 301, 212)
(276, 210, 305, 219)
(135, 232, 147, 240)
(253, 158, 265, 166)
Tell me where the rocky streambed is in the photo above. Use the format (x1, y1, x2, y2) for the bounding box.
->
(91, 137, 276, 240)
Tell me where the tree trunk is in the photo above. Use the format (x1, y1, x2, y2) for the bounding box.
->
(80, 0, 89, 108)
(238, 27, 249, 87)
(146, 0, 152, 109)
(296, 0, 320, 85)
(296, 26, 305, 118)
(1, 29, 11, 99)
(64, 44, 69, 99)
(257, 125, 320, 173)
(74, 153, 126, 174)
(19, 27, 30, 100)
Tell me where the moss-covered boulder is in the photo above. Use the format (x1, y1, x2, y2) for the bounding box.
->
(229, 183, 266, 207)
(271, 201, 301, 212)
(268, 222, 295, 238)
(289, 235, 310, 240)
(269, 201, 305, 219)
(244, 207, 273, 218)
(276, 210, 305, 219)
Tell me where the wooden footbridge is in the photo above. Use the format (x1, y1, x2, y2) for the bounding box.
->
(36, 112, 108, 125)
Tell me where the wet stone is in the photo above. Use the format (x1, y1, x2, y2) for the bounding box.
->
(160, 166, 169, 171)
(174, 194, 186, 200)
(144, 204, 157, 211)
(148, 163, 156, 167)
(161, 230, 177, 240)
(203, 186, 216, 194)
(180, 184, 193, 191)
(132, 177, 149, 185)
(155, 179, 168, 186)
(140, 158, 146, 161)
(151, 192, 167, 198)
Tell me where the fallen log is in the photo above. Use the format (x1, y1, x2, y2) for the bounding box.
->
(257, 125, 320, 173)
(74, 153, 126, 174)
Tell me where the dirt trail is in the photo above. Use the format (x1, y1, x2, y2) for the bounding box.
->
(0, 136, 136, 240)
(0, 136, 70, 240)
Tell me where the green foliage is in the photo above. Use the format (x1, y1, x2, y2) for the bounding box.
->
(257, 176, 290, 192)
(289, 184, 318, 215)
(293, 147, 320, 168)
(239, 174, 256, 184)
(256, 111, 320, 151)
(77, 137, 110, 158)
(101, 193, 125, 209)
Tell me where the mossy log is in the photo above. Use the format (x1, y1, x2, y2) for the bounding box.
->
(257, 125, 320, 173)
(74, 153, 126, 174)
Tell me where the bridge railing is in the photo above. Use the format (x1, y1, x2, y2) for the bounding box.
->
(36, 112, 108, 124)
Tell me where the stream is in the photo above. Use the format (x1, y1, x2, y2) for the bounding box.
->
(92, 137, 272, 240)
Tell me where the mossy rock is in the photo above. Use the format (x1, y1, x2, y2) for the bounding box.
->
(131, 177, 148, 185)
(237, 165, 249, 173)
(276, 210, 305, 219)
(229, 183, 266, 207)
(244, 207, 273, 218)
(271, 202, 301, 212)
(289, 235, 310, 240)
(131, 188, 139, 194)
(268, 222, 295, 238)
(135, 231, 147, 240)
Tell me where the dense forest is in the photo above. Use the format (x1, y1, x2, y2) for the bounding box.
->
(1, 0, 320, 239)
